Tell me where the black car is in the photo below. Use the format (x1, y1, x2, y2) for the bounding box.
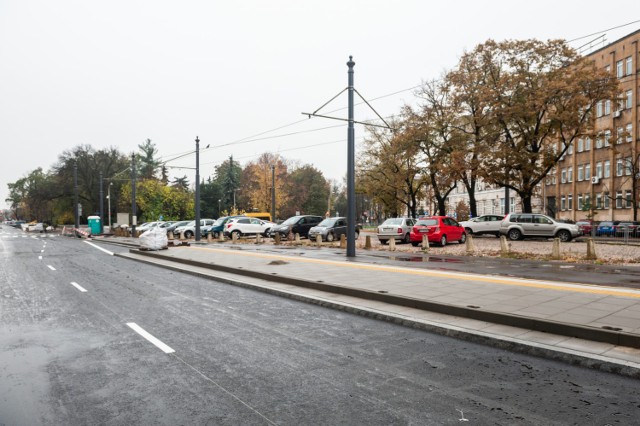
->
(269, 215, 323, 239)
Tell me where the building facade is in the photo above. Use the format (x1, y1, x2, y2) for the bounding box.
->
(553, 30, 639, 222)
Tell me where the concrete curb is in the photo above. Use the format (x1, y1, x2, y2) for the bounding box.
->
(125, 248, 640, 349)
(115, 250, 640, 378)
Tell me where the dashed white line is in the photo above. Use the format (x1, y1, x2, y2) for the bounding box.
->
(41, 249, 44, 253)
(126, 323, 175, 353)
(38, 256, 42, 260)
(47, 265, 56, 271)
(83, 241, 114, 256)
(70, 282, 88, 292)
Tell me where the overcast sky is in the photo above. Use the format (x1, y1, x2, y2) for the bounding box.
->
(1, 0, 638, 211)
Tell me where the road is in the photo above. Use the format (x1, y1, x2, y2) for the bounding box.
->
(1, 226, 639, 425)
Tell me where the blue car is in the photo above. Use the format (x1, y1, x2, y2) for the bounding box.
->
(595, 221, 620, 236)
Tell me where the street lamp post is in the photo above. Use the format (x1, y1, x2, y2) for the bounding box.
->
(107, 182, 113, 231)
(218, 199, 221, 216)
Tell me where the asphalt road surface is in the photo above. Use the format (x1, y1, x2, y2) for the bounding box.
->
(1, 226, 639, 425)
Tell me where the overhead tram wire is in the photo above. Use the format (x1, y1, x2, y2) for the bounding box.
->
(566, 19, 640, 43)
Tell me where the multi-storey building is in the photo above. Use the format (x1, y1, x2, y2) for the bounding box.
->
(552, 29, 639, 222)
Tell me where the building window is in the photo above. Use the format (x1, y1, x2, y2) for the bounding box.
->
(578, 165, 584, 181)
(561, 195, 566, 210)
(561, 168, 567, 183)
(626, 56, 633, 76)
(604, 192, 610, 209)
(568, 194, 573, 210)
(568, 166, 573, 182)
(585, 137, 591, 151)
(626, 157, 633, 175)
(627, 190, 633, 208)
(627, 123, 634, 143)
(617, 159, 624, 176)
(585, 164, 591, 179)
(617, 60, 624, 78)
(578, 194, 583, 210)
(604, 130, 611, 147)
(585, 194, 591, 209)
(616, 191, 624, 208)
(597, 101, 603, 117)
(605, 100, 611, 115)
(596, 193, 603, 209)
(604, 160, 610, 178)
(617, 127, 624, 144)
(596, 162, 603, 178)
(568, 142, 573, 155)
(595, 133, 603, 149)
(577, 138, 584, 152)
(626, 90, 633, 109)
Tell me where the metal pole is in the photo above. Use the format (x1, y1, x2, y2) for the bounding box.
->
(233, 189, 236, 213)
(271, 164, 276, 221)
(195, 136, 201, 241)
(346, 55, 356, 257)
(131, 153, 137, 235)
(108, 183, 112, 231)
(99, 172, 104, 234)
(74, 162, 79, 229)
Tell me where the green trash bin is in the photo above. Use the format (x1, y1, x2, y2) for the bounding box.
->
(87, 215, 102, 235)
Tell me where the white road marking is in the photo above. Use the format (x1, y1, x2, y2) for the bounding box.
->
(41, 249, 44, 253)
(70, 282, 88, 292)
(38, 256, 42, 260)
(83, 241, 114, 256)
(47, 265, 56, 271)
(126, 323, 175, 354)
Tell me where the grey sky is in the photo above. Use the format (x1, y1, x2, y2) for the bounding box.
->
(1, 0, 637, 210)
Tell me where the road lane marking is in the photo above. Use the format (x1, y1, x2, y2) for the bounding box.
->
(38, 256, 42, 260)
(189, 246, 640, 299)
(41, 249, 44, 253)
(84, 241, 114, 256)
(126, 323, 175, 353)
(70, 282, 87, 292)
(47, 265, 56, 271)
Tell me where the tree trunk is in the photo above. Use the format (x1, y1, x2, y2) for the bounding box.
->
(521, 194, 532, 213)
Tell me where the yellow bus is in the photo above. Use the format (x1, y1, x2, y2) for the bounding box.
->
(245, 212, 272, 222)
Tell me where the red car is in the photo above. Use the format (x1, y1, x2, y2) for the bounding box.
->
(409, 216, 467, 246)
(576, 220, 594, 236)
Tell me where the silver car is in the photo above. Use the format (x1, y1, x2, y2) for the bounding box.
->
(499, 213, 581, 242)
(377, 217, 415, 244)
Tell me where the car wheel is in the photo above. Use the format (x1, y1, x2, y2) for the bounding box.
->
(263, 228, 271, 237)
(403, 233, 411, 244)
(556, 229, 572, 242)
(465, 227, 473, 235)
(326, 232, 335, 242)
(355, 230, 360, 239)
(411, 241, 419, 247)
(459, 233, 467, 244)
(184, 230, 193, 239)
(494, 232, 501, 238)
(507, 229, 522, 241)
(439, 235, 447, 246)
(231, 230, 241, 239)
(379, 239, 388, 245)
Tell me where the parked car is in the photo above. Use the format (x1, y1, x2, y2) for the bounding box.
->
(308, 217, 361, 242)
(615, 221, 640, 237)
(410, 216, 466, 246)
(575, 220, 595, 236)
(500, 213, 581, 242)
(377, 217, 416, 244)
(172, 219, 215, 239)
(224, 217, 275, 238)
(458, 214, 503, 237)
(137, 221, 165, 233)
(204, 215, 244, 238)
(269, 215, 323, 239)
(595, 221, 621, 237)
(165, 220, 191, 234)
(27, 222, 44, 232)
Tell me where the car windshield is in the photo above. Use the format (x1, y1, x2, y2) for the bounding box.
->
(282, 216, 300, 225)
(417, 219, 438, 226)
(318, 219, 336, 227)
(382, 218, 403, 225)
(184, 221, 195, 226)
(213, 217, 227, 225)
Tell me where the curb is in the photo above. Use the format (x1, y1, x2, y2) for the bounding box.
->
(115, 249, 640, 378)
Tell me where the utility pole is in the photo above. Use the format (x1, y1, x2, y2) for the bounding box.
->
(131, 153, 137, 235)
(108, 182, 113, 231)
(346, 56, 356, 257)
(99, 172, 104, 234)
(74, 161, 79, 229)
(195, 136, 201, 241)
(271, 164, 276, 221)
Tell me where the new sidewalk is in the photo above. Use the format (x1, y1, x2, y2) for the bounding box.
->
(112, 242, 640, 377)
